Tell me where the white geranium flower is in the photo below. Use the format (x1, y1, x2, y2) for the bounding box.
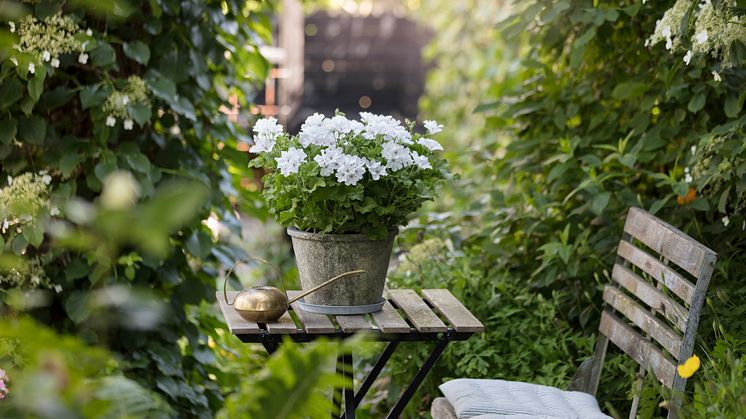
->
(250, 117, 284, 153)
(694, 30, 708, 44)
(28, 63, 35, 74)
(1, 219, 9, 233)
(691, 145, 697, 155)
(327, 115, 353, 135)
(50, 207, 60, 216)
(683, 50, 692, 65)
(712, 71, 721, 82)
(9, 22, 15, 33)
(42, 50, 51, 62)
(417, 137, 443, 151)
(314, 146, 344, 176)
(411, 151, 432, 170)
(78, 52, 89, 64)
(54, 284, 63, 293)
(276, 147, 307, 176)
(685, 172, 693, 183)
(123, 119, 134, 130)
(122, 95, 130, 105)
(86, 28, 93, 36)
(665, 37, 673, 50)
(335, 154, 366, 186)
(366, 160, 387, 180)
(722, 216, 730, 227)
(51, 57, 60, 68)
(254, 116, 283, 136)
(423, 120, 443, 135)
(42, 174, 52, 185)
(106, 115, 116, 127)
(361, 113, 412, 143)
(299, 113, 336, 147)
(381, 141, 413, 171)
(7, 176, 12, 185)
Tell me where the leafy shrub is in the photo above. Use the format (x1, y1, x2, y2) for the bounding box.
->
(249, 114, 449, 238)
(0, 316, 172, 418)
(393, 0, 746, 416)
(0, 0, 275, 415)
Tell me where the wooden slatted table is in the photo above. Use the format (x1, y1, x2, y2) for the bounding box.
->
(217, 288, 484, 419)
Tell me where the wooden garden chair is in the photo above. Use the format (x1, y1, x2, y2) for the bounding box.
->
(431, 207, 717, 419)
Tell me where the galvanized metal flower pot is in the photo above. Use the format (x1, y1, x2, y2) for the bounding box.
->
(287, 227, 397, 315)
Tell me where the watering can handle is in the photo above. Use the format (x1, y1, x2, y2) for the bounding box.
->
(286, 269, 366, 305)
(222, 257, 285, 306)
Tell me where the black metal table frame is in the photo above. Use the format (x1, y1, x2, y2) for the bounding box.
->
(237, 328, 474, 418)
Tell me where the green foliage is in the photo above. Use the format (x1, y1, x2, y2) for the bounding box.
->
(0, 0, 275, 415)
(0, 316, 172, 418)
(688, 334, 746, 418)
(250, 114, 449, 238)
(218, 338, 349, 419)
(396, 0, 746, 416)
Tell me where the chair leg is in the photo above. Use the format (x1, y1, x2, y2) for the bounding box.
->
(431, 397, 458, 419)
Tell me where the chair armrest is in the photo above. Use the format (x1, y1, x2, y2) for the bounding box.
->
(567, 357, 594, 393)
(431, 397, 459, 419)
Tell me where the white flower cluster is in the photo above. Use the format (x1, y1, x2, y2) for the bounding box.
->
(647, 0, 746, 73)
(103, 76, 150, 130)
(9, 13, 92, 72)
(249, 116, 284, 153)
(250, 113, 444, 186)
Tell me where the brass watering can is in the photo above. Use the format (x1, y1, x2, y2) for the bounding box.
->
(222, 257, 364, 323)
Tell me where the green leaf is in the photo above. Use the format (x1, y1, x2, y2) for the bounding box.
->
(22, 221, 45, 247)
(27, 65, 47, 102)
(591, 191, 610, 215)
(80, 84, 110, 110)
(724, 93, 744, 118)
(18, 115, 47, 145)
(688, 92, 706, 113)
(170, 96, 196, 120)
(59, 152, 83, 178)
(146, 73, 177, 100)
(130, 103, 152, 126)
(65, 291, 91, 323)
(0, 118, 18, 144)
(123, 41, 151, 65)
(0, 78, 23, 108)
(91, 42, 117, 67)
(125, 153, 151, 173)
(611, 81, 649, 100)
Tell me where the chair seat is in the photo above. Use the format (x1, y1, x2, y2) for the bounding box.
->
(439, 379, 612, 419)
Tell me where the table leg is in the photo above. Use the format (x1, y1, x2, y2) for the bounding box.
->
(260, 335, 279, 354)
(332, 354, 344, 419)
(386, 338, 449, 419)
(339, 341, 399, 419)
(342, 353, 355, 419)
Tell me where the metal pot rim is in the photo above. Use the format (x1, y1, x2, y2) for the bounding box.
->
(287, 227, 398, 242)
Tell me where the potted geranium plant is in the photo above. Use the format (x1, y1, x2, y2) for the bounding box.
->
(249, 112, 449, 314)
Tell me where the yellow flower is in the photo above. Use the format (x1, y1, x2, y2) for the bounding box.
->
(677, 354, 701, 378)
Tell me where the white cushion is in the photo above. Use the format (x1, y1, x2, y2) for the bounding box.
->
(439, 379, 612, 419)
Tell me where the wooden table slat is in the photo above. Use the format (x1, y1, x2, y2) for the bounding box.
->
(217, 291, 260, 333)
(287, 290, 336, 333)
(335, 314, 372, 333)
(265, 311, 299, 334)
(371, 300, 411, 333)
(422, 289, 484, 333)
(388, 289, 447, 333)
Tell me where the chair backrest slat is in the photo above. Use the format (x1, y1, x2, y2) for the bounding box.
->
(611, 263, 689, 332)
(599, 310, 677, 388)
(623, 207, 715, 277)
(616, 240, 695, 304)
(603, 286, 683, 358)
(588, 208, 717, 419)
